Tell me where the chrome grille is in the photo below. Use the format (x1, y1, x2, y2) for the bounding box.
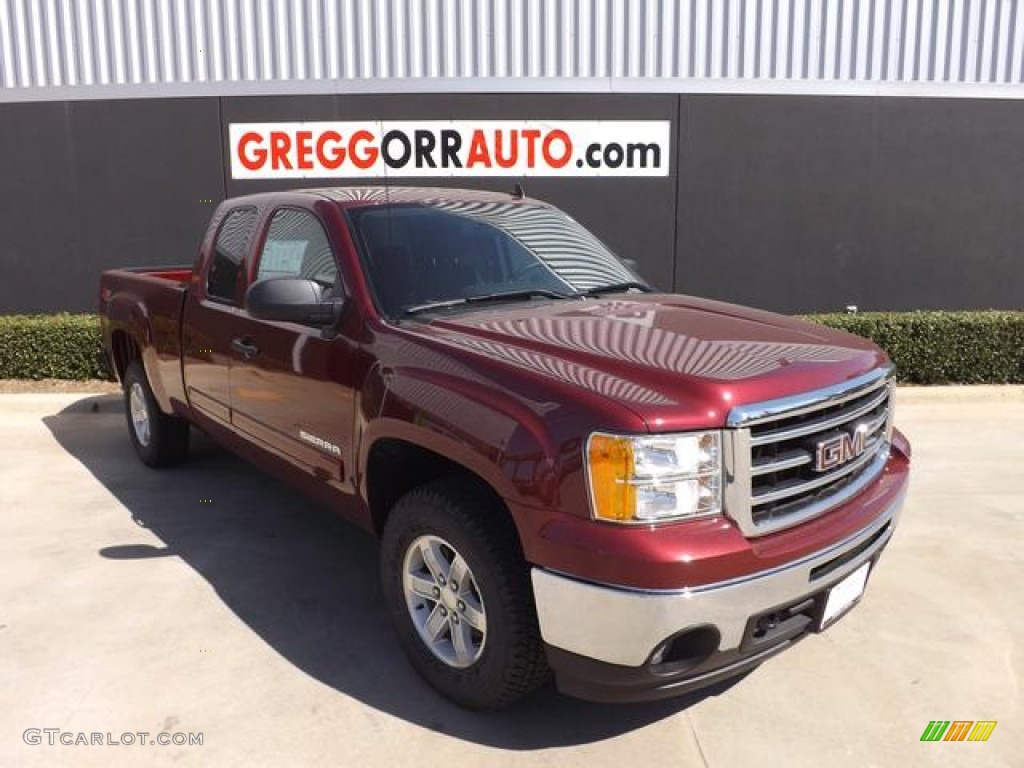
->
(724, 367, 894, 537)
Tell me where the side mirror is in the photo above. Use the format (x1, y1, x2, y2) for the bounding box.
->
(245, 277, 344, 330)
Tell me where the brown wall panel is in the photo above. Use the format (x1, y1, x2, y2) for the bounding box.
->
(0, 97, 223, 313)
(674, 94, 1024, 313)
(0, 92, 1021, 315)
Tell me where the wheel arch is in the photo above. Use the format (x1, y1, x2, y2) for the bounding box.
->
(109, 329, 141, 383)
(364, 433, 517, 538)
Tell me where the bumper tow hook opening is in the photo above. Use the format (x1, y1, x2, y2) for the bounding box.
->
(753, 613, 783, 640)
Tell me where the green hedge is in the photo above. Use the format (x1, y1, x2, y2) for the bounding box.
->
(0, 311, 1021, 384)
(804, 311, 1024, 385)
(0, 314, 109, 380)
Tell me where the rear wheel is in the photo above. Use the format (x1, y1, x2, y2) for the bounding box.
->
(380, 480, 549, 709)
(123, 359, 189, 467)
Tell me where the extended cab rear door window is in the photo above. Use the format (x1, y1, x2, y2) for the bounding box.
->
(254, 208, 339, 294)
(207, 207, 259, 303)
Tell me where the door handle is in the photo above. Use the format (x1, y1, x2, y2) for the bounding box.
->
(231, 337, 260, 359)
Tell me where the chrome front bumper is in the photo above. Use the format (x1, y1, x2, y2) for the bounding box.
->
(531, 485, 906, 668)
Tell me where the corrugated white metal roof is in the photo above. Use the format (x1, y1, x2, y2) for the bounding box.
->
(2, 1, 1023, 101)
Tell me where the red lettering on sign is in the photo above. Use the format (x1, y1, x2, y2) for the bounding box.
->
(269, 132, 293, 170)
(494, 130, 518, 168)
(350, 130, 379, 169)
(238, 132, 267, 171)
(295, 130, 314, 170)
(542, 129, 572, 168)
(466, 130, 492, 167)
(316, 131, 346, 169)
(521, 129, 541, 167)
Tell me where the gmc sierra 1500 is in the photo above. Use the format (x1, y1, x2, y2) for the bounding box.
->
(100, 187, 910, 709)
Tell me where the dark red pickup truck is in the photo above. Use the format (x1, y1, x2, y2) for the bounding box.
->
(99, 187, 910, 709)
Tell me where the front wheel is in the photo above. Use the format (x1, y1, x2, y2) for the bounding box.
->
(123, 359, 189, 468)
(380, 480, 550, 709)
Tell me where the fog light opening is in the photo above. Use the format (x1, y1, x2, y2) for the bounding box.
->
(648, 625, 720, 675)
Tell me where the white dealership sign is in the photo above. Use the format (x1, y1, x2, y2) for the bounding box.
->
(229, 121, 670, 179)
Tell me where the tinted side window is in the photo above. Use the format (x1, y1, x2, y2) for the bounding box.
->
(255, 209, 338, 288)
(207, 207, 258, 302)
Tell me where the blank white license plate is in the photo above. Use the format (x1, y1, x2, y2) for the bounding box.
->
(819, 562, 871, 628)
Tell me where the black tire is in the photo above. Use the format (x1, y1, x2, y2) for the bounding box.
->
(380, 479, 550, 710)
(123, 359, 189, 468)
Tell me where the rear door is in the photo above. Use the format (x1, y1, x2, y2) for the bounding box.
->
(228, 205, 359, 489)
(182, 206, 260, 424)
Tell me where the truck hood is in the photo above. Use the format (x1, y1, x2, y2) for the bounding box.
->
(413, 294, 888, 431)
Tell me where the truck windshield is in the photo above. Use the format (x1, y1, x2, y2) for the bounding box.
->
(349, 202, 645, 318)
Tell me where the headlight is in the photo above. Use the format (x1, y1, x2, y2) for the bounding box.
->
(586, 431, 722, 524)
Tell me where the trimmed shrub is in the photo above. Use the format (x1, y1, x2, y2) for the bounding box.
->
(0, 314, 109, 380)
(804, 311, 1024, 385)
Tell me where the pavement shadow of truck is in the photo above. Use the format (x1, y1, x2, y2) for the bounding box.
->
(44, 394, 748, 750)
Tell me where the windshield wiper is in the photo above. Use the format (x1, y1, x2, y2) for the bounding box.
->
(577, 281, 653, 297)
(403, 288, 575, 316)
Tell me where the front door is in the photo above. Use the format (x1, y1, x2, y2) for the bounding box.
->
(229, 206, 358, 490)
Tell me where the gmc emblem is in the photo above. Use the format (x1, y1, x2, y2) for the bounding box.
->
(813, 424, 869, 472)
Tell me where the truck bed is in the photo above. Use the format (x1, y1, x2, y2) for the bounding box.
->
(99, 265, 193, 411)
(102, 265, 193, 286)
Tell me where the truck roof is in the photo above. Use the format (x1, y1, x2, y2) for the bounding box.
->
(226, 186, 536, 210)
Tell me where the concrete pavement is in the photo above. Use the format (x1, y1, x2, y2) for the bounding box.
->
(0, 389, 1020, 767)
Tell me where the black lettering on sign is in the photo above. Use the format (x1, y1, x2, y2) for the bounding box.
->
(440, 129, 463, 168)
(382, 130, 411, 168)
(414, 130, 437, 169)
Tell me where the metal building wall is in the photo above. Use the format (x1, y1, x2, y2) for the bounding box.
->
(2, 0, 1024, 99)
